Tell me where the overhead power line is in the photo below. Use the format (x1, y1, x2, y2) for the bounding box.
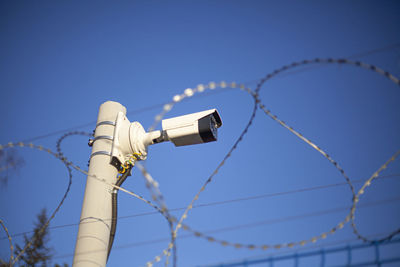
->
(20, 103, 168, 143)
(10, 42, 400, 144)
(19, 87, 235, 144)
(2, 174, 398, 241)
(52, 197, 400, 260)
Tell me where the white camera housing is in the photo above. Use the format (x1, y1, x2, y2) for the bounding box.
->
(110, 109, 222, 169)
(161, 109, 222, 147)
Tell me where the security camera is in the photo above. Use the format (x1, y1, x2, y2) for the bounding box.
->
(155, 109, 222, 146)
(111, 109, 222, 168)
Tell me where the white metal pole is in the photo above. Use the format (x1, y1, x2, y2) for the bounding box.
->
(73, 101, 126, 267)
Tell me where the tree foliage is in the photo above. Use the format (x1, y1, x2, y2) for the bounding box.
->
(1, 151, 68, 266)
(1, 209, 68, 267)
(0, 149, 24, 187)
(14, 208, 52, 267)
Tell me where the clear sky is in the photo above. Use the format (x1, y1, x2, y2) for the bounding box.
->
(1, 1, 399, 266)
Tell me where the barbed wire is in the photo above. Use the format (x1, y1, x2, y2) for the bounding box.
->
(350, 150, 400, 243)
(50, 58, 400, 265)
(1, 57, 399, 266)
(154, 58, 400, 256)
(1, 120, 397, 266)
(0, 81, 258, 267)
(258, 101, 400, 245)
(39, 155, 399, 264)
(141, 58, 399, 266)
(0, 142, 174, 266)
(253, 57, 399, 245)
(55, 131, 93, 160)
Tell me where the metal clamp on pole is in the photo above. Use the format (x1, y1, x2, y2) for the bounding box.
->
(90, 150, 112, 159)
(96, 121, 116, 127)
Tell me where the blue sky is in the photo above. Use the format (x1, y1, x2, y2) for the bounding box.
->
(1, 1, 400, 266)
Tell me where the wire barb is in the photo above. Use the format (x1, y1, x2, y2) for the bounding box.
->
(0, 219, 14, 266)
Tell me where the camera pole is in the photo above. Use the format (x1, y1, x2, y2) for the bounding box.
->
(72, 101, 221, 266)
(73, 101, 126, 267)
